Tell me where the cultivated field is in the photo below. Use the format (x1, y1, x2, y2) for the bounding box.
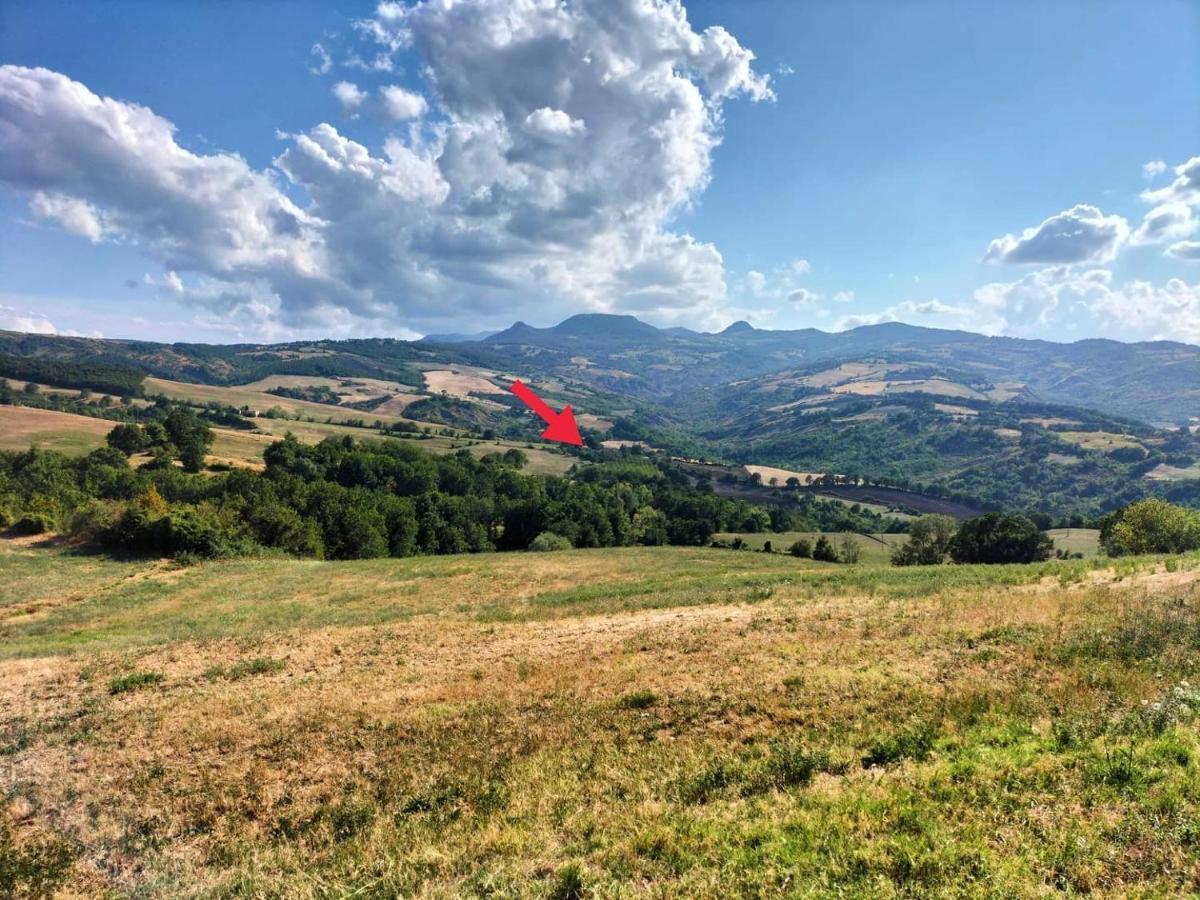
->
(2, 538, 1199, 896)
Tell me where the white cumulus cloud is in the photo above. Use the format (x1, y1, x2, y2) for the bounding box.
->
(1142, 155, 1200, 207)
(1131, 202, 1196, 246)
(983, 204, 1130, 265)
(0, 304, 59, 335)
(379, 85, 427, 121)
(332, 81, 367, 114)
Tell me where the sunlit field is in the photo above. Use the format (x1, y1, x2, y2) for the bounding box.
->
(3, 537, 1199, 896)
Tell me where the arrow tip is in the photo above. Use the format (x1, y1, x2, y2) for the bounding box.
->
(541, 405, 583, 446)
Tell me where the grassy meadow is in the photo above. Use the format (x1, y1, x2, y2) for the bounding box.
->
(2, 537, 1200, 896)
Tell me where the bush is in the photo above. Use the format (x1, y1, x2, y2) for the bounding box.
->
(1101, 499, 1200, 556)
(11, 513, 54, 535)
(837, 533, 862, 564)
(812, 535, 838, 562)
(618, 690, 659, 710)
(950, 513, 1052, 564)
(529, 531, 572, 551)
(66, 500, 121, 544)
(788, 538, 812, 558)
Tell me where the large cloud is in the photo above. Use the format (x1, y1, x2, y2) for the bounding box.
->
(0, 0, 772, 334)
(973, 267, 1200, 343)
(0, 65, 352, 329)
(983, 204, 1130, 265)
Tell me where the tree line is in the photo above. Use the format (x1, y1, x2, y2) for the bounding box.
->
(0, 429, 888, 561)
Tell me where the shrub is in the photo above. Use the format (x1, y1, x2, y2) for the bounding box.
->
(837, 533, 862, 564)
(529, 531, 572, 551)
(1101, 499, 1200, 556)
(788, 538, 812, 558)
(67, 500, 121, 544)
(618, 690, 659, 710)
(11, 513, 54, 536)
(949, 513, 1052, 564)
(812, 535, 838, 562)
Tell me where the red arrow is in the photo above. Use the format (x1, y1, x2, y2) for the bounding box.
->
(510, 379, 583, 446)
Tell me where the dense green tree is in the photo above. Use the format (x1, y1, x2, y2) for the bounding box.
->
(107, 424, 149, 456)
(892, 514, 958, 566)
(1100, 499, 1200, 556)
(950, 513, 1052, 564)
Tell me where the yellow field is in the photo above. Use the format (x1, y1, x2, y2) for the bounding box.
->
(143, 376, 417, 427)
(0, 406, 113, 454)
(1058, 430, 1144, 452)
(422, 367, 508, 398)
(831, 378, 985, 400)
(743, 464, 824, 486)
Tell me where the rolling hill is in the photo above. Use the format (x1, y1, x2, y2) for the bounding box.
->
(2, 315, 1199, 519)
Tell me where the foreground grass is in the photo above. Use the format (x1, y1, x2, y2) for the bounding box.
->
(1, 539, 1199, 896)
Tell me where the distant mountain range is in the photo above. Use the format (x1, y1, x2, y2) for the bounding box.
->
(425, 313, 1200, 426)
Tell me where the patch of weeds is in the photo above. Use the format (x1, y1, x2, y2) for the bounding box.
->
(673, 756, 738, 804)
(1136, 681, 1200, 736)
(862, 719, 939, 768)
(0, 824, 76, 899)
(548, 862, 586, 900)
(108, 671, 164, 695)
(618, 690, 659, 710)
(228, 657, 285, 680)
(1087, 740, 1142, 790)
(324, 796, 375, 842)
(1061, 598, 1200, 665)
(765, 739, 835, 788)
(204, 657, 286, 682)
(0, 726, 30, 756)
(514, 658, 535, 680)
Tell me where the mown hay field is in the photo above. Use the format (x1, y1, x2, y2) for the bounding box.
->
(2, 539, 1199, 897)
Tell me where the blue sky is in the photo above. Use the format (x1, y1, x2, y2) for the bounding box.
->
(0, 0, 1198, 343)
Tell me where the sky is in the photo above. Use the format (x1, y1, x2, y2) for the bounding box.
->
(0, 0, 1198, 345)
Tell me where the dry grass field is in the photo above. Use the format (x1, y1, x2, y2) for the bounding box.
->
(0, 406, 114, 455)
(2, 538, 1199, 897)
(142, 377, 418, 428)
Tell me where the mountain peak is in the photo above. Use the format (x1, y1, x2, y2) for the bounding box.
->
(721, 320, 755, 335)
